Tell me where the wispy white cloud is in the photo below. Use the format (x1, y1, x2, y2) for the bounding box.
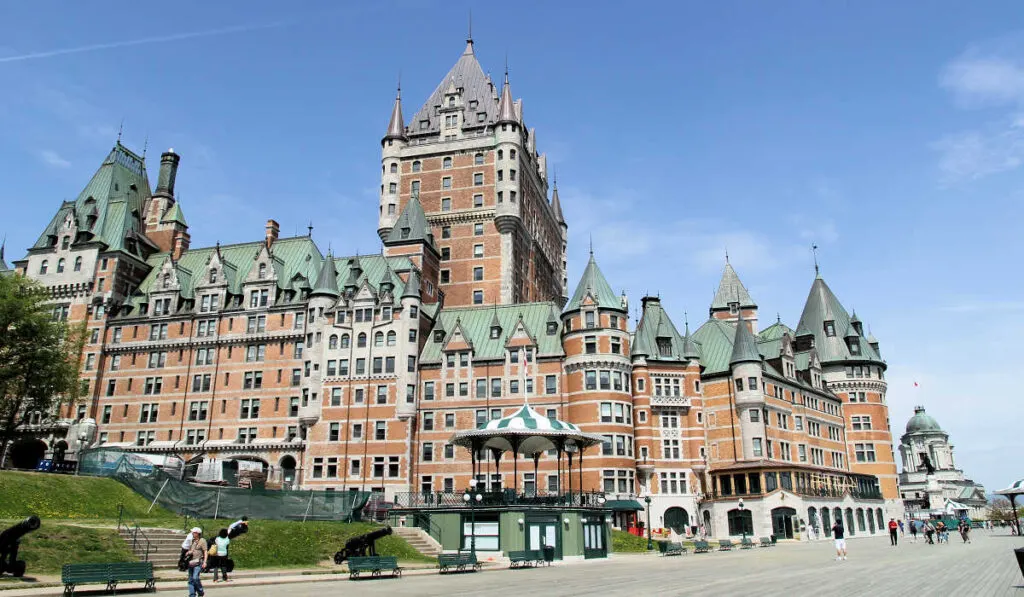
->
(940, 56, 1024, 107)
(37, 149, 70, 168)
(932, 114, 1024, 182)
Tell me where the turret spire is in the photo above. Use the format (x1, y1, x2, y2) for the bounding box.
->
(496, 65, 517, 124)
(730, 312, 761, 366)
(384, 81, 407, 142)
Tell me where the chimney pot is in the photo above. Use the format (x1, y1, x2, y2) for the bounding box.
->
(265, 219, 280, 249)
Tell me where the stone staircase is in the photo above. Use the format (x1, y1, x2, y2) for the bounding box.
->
(118, 527, 186, 569)
(392, 526, 441, 558)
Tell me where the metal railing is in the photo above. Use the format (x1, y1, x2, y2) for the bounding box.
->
(394, 490, 608, 509)
(116, 503, 154, 562)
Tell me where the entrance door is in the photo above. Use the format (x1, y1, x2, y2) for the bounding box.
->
(771, 507, 796, 540)
(582, 517, 607, 559)
(526, 519, 561, 560)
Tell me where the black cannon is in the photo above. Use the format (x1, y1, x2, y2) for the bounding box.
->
(0, 516, 41, 577)
(333, 526, 392, 564)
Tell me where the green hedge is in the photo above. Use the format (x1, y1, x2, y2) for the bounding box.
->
(611, 529, 650, 552)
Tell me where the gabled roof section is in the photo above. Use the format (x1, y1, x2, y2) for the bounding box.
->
(161, 202, 188, 227)
(421, 303, 564, 363)
(711, 261, 756, 311)
(565, 252, 622, 313)
(631, 297, 687, 362)
(795, 275, 882, 364)
(408, 42, 501, 138)
(690, 318, 738, 375)
(385, 196, 434, 246)
(730, 314, 761, 366)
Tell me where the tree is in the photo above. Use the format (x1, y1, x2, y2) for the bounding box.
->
(987, 496, 1020, 523)
(0, 274, 81, 466)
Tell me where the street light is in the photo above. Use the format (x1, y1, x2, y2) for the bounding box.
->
(738, 499, 747, 542)
(644, 495, 653, 550)
(463, 482, 483, 556)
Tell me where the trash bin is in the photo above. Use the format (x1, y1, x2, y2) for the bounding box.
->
(771, 535, 777, 545)
(543, 546, 555, 563)
(1015, 548, 1024, 580)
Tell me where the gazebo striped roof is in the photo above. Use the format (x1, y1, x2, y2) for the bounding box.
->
(483, 404, 583, 432)
(449, 401, 604, 455)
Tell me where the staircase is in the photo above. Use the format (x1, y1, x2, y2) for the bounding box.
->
(393, 526, 441, 558)
(118, 527, 185, 569)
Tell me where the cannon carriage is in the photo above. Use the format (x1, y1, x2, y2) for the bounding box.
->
(0, 516, 41, 577)
(333, 526, 392, 564)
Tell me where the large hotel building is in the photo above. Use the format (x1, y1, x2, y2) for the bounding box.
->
(2, 37, 901, 539)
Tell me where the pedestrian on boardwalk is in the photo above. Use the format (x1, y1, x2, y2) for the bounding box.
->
(924, 521, 935, 545)
(936, 520, 947, 544)
(832, 520, 847, 561)
(909, 519, 918, 542)
(185, 527, 208, 597)
(898, 519, 904, 536)
(212, 528, 231, 582)
(888, 518, 899, 546)
(958, 519, 971, 544)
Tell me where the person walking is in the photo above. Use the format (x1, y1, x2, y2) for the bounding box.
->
(185, 527, 208, 597)
(936, 520, 947, 544)
(898, 519, 905, 536)
(212, 528, 231, 582)
(924, 521, 935, 545)
(958, 518, 971, 544)
(888, 518, 899, 546)
(909, 519, 918, 542)
(832, 520, 847, 561)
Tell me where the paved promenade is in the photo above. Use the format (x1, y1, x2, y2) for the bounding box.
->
(2, 531, 1020, 596)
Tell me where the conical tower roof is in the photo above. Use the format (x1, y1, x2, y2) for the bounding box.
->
(730, 313, 761, 366)
(497, 72, 517, 124)
(550, 181, 565, 225)
(311, 253, 340, 297)
(408, 41, 502, 137)
(682, 321, 701, 360)
(711, 261, 756, 311)
(0, 240, 10, 275)
(796, 275, 882, 364)
(383, 87, 407, 142)
(565, 251, 622, 313)
(402, 268, 421, 299)
(385, 196, 434, 246)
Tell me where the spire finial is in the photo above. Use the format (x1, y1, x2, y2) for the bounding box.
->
(553, 167, 557, 190)
(1, 235, 5, 261)
(117, 119, 124, 144)
(396, 70, 401, 99)
(142, 135, 148, 160)
(725, 247, 729, 263)
(811, 243, 820, 275)
(468, 9, 472, 43)
(308, 221, 313, 237)
(504, 53, 509, 83)
(589, 234, 593, 257)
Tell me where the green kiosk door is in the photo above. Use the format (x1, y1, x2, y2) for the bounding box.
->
(526, 516, 561, 561)
(583, 516, 607, 559)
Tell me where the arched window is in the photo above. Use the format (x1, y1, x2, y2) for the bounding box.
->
(390, 163, 398, 173)
(73, 256, 82, 272)
(845, 508, 855, 535)
(56, 258, 66, 273)
(855, 508, 866, 532)
(474, 153, 484, 165)
(386, 331, 396, 346)
(497, 149, 503, 160)
(357, 333, 367, 348)
(442, 157, 452, 170)
(210, 269, 218, 284)
(258, 263, 267, 279)
(340, 334, 350, 349)
(820, 508, 831, 532)
(727, 509, 753, 536)
(40, 260, 49, 274)
(412, 160, 421, 173)
(876, 508, 884, 530)
(328, 335, 338, 350)
(374, 331, 384, 347)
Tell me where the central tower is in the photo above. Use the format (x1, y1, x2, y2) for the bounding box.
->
(378, 38, 567, 308)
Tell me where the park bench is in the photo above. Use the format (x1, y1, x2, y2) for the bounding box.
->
(741, 537, 754, 549)
(759, 537, 773, 547)
(62, 562, 155, 596)
(693, 540, 711, 554)
(438, 552, 481, 573)
(348, 556, 402, 580)
(508, 550, 545, 568)
(718, 539, 734, 551)
(662, 542, 687, 556)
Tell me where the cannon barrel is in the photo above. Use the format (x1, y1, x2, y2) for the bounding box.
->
(362, 525, 393, 542)
(334, 526, 393, 564)
(0, 517, 40, 547)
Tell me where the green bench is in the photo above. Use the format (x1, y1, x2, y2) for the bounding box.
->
(741, 537, 754, 549)
(62, 562, 155, 596)
(718, 539, 734, 551)
(662, 542, 687, 556)
(348, 556, 402, 580)
(759, 537, 773, 547)
(693, 540, 711, 554)
(508, 550, 545, 568)
(437, 552, 480, 573)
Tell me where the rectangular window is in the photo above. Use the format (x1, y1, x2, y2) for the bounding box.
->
(442, 177, 452, 190)
(441, 197, 451, 211)
(473, 194, 484, 208)
(375, 421, 386, 440)
(424, 382, 435, 401)
(752, 437, 763, 457)
(473, 244, 484, 258)
(473, 173, 483, 186)
(545, 375, 557, 395)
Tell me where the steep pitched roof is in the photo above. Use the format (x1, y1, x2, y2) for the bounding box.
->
(690, 318, 738, 375)
(421, 302, 564, 363)
(384, 89, 407, 141)
(795, 275, 882, 364)
(496, 73, 517, 124)
(0, 242, 11, 275)
(565, 252, 621, 313)
(550, 182, 565, 225)
(385, 196, 434, 246)
(408, 41, 501, 138)
(161, 202, 188, 227)
(311, 252, 340, 297)
(730, 314, 761, 365)
(710, 261, 756, 311)
(632, 297, 687, 361)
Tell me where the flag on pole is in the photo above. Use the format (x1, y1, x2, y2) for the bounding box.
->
(913, 381, 919, 387)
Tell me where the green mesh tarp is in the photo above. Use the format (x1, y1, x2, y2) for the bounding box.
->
(79, 448, 370, 522)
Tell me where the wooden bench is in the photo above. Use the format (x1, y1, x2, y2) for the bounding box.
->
(759, 537, 773, 547)
(740, 537, 754, 549)
(693, 540, 711, 554)
(62, 562, 155, 596)
(718, 539, 734, 551)
(508, 550, 545, 568)
(438, 553, 480, 574)
(348, 556, 402, 580)
(662, 542, 687, 556)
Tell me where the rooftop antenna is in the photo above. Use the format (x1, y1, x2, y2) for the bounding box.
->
(307, 221, 314, 237)
(812, 243, 820, 275)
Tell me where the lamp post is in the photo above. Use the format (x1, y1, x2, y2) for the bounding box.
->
(644, 495, 653, 550)
(463, 482, 483, 556)
(738, 499, 747, 542)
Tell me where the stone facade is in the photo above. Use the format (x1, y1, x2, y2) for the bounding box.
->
(5, 38, 901, 540)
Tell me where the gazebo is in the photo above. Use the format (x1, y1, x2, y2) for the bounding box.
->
(995, 477, 1024, 536)
(449, 401, 606, 503)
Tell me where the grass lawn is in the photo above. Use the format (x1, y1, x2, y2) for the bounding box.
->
(0, 471, 175, 521)
(15, 524, 136, 575)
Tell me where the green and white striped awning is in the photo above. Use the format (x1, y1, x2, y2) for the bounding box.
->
(449, 402, 604, 456)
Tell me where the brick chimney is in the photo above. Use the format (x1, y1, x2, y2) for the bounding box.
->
(265, 219, 280, 249)
(172, 232, 190, 261)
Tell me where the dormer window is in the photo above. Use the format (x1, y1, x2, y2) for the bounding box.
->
(824, 321, 836, 337)
(729, 302, 739, 315)
(448, 97, 455, 107)
(585, 311, 595, 329)
(209, 269, 218, 284)
(258, 264, 267, 279)
(401, 228, 410, 239)
(469, 100, 478, 109)
(434, 330, 445, 343)
(657, 338, 672, 357)
(62, 236, 70, 250)
(546, 321, 557, 335)
(848, 339, 861, 355)
(490, 325, 501, 339)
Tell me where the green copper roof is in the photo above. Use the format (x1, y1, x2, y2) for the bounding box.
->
(565, 253, 622, 313)
(161, 202, 188, 227)
(421, 302, 564, 363)
(905, 406, 943, 434)
(385, 196, 434, 246)
(711, 261, 756, 311)
(32, 143, 153, 259)
(632, 297, 688, 362)
(795, 275, 882, 364)
(690, 318, 736, 375)
(730, 314, 761, 365)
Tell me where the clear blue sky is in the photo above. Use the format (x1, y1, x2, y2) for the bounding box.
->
(1, 1, 1019, 493)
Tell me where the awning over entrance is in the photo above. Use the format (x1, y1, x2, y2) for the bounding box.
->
(604, 499, 644, 511)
